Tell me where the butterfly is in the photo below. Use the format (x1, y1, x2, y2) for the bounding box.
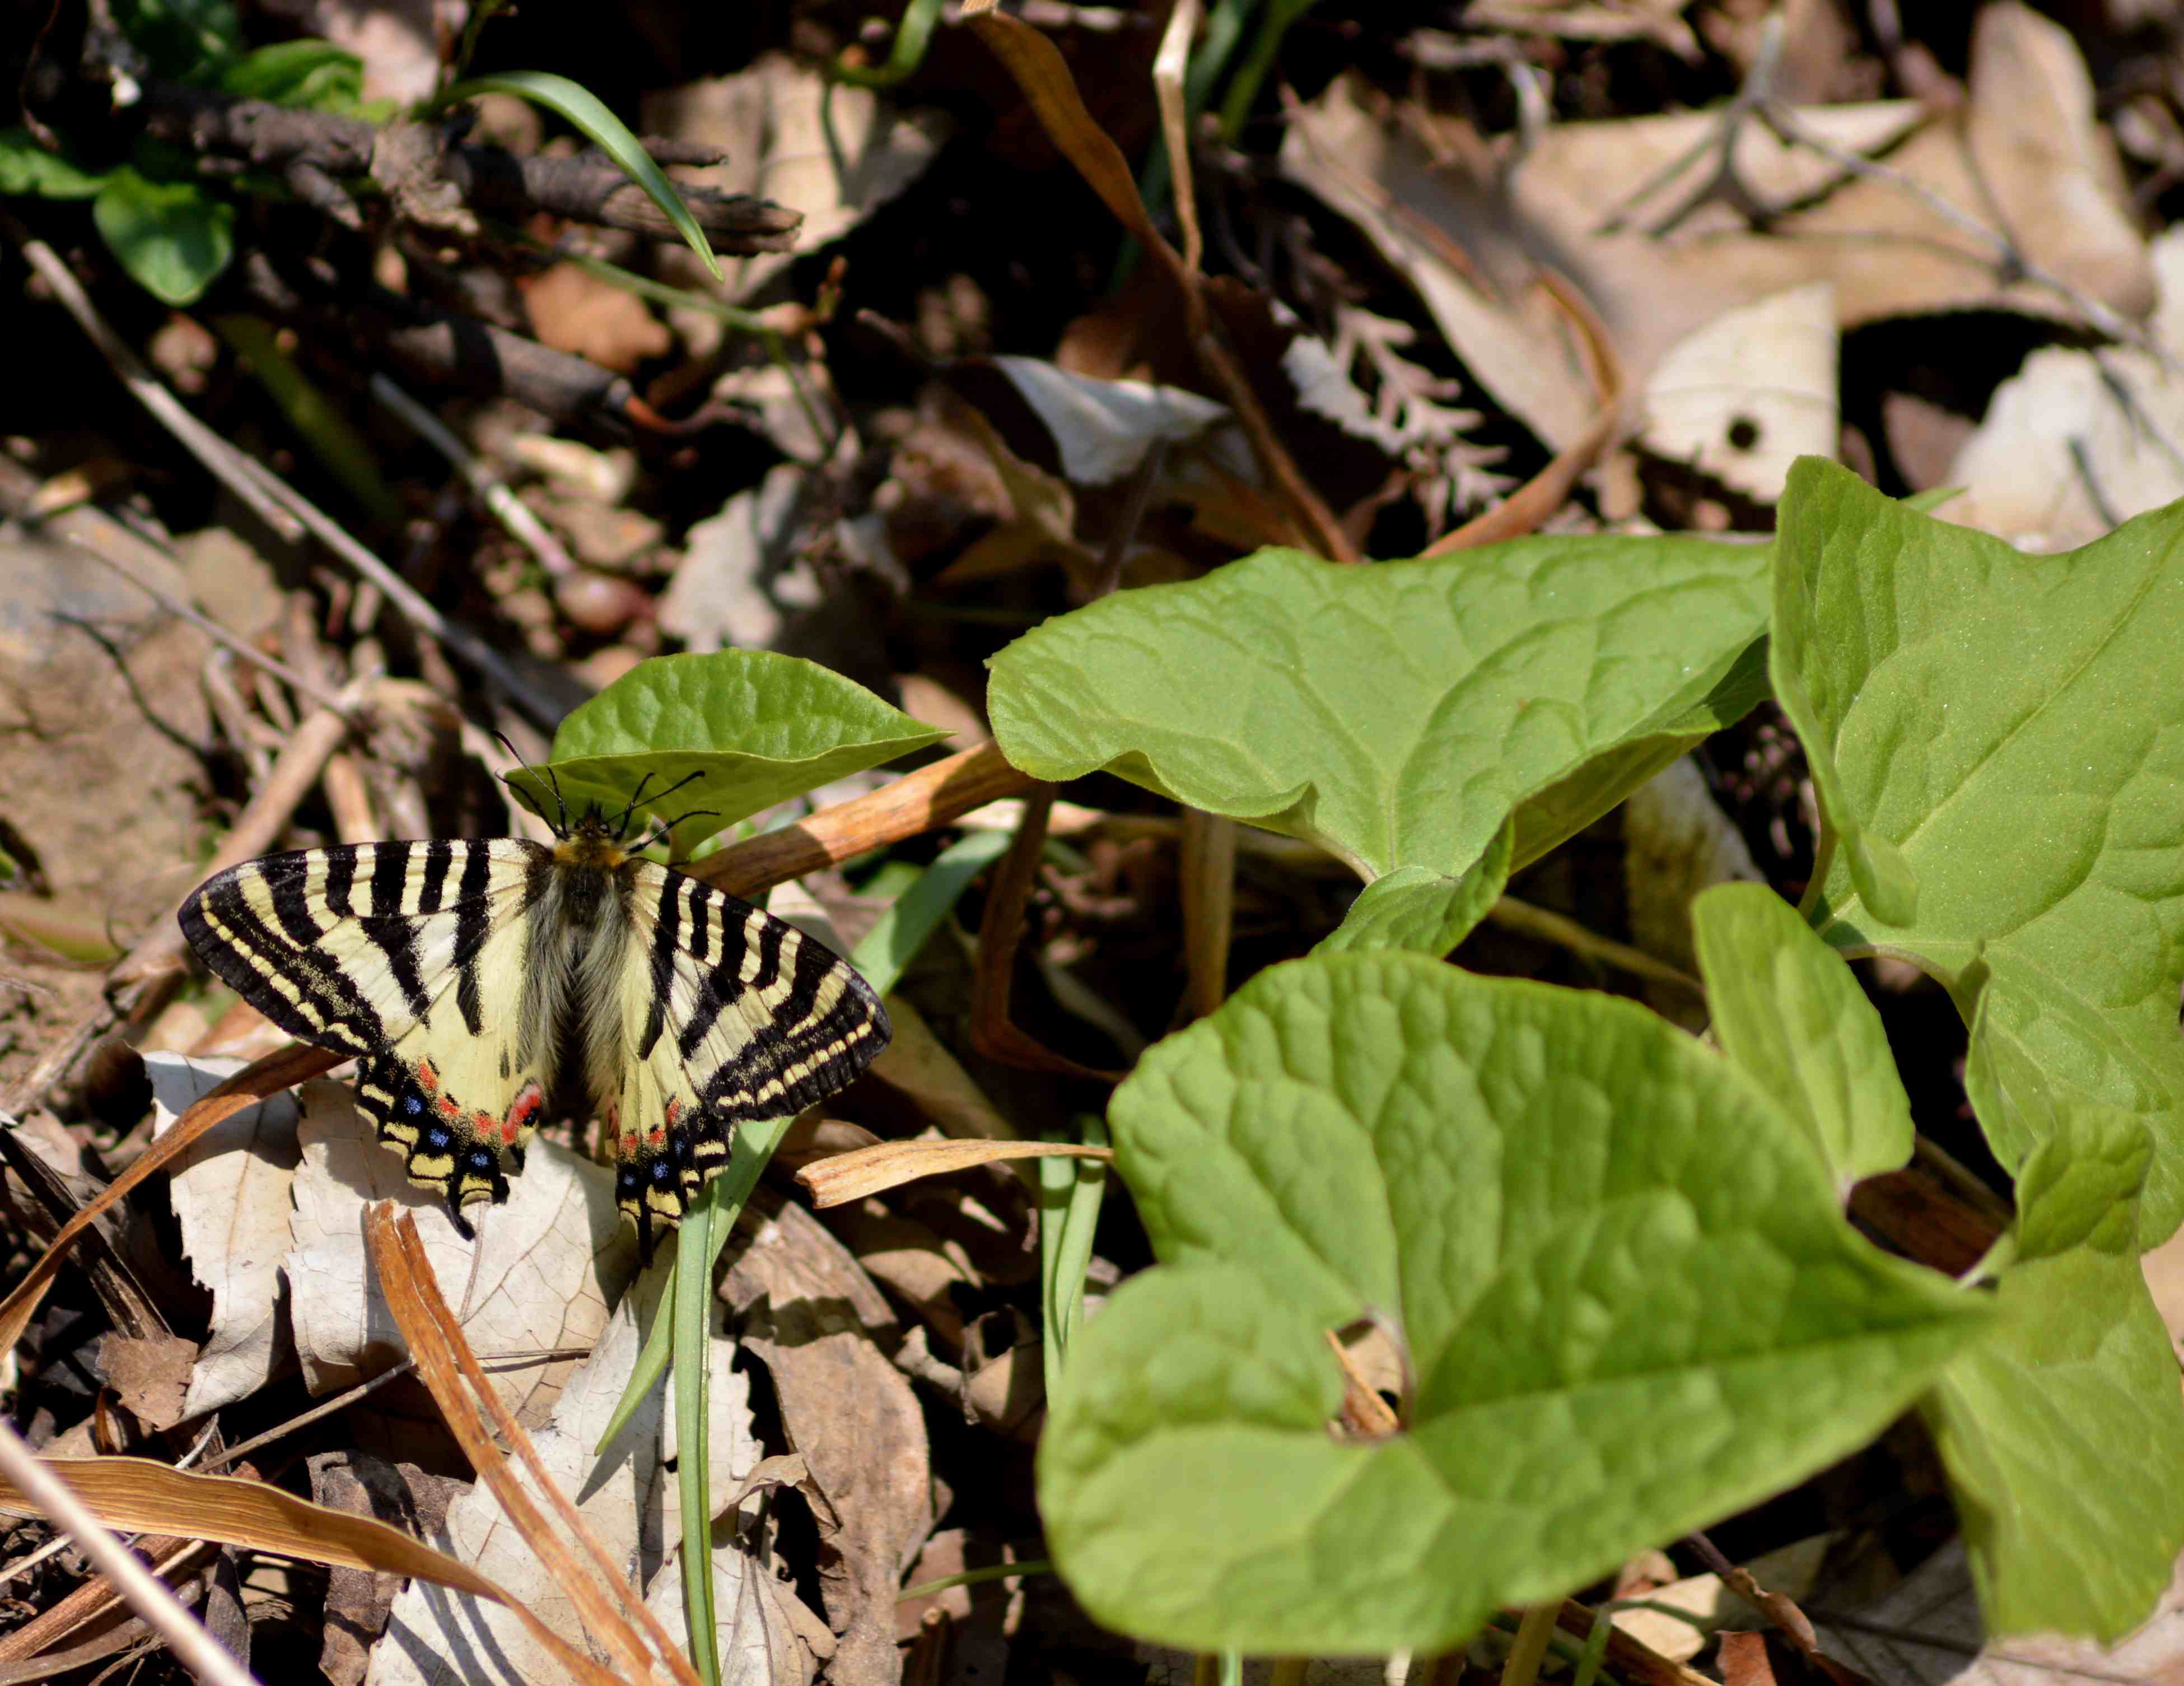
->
(178, 772, 889, 1259)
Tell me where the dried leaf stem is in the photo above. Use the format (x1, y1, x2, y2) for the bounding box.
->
(0, 1422, 253, 1686)
(689, 740, 1038, 900)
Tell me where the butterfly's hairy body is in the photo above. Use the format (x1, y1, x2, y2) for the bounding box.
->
(521, 832, 641, 1121)
(178, 813, 889, 1259)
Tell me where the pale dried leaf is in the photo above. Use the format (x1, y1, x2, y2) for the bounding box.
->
(1819, 1540, 2184, 1686)
(1285, 9, 2148, 452)
(146, 1051, 302, 1418)
(1638, 282, 1838, 502)
(1611, 1534, 1833, 1662)
(985, 357, 1230, 485)
(1623, 756, 1764, 1029)
(660, 464, 814, 653)
(286, 1079, 637, 1428)
(1944, 229, 2184, 551)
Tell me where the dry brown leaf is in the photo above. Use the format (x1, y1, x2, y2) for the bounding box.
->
(1816, 1539, 2184, 1686)
(0, 1454, 595, 1650)
(1465, 0, 1701, 57)
(1719, 1631, 1781, 1686)
(660, 463, 813, 653)
(797, 1137, 1112, 1208)
(92, 1333, 196, 1432)
(520, 264, 673, 373)
(363, 1209, 689, 1686)
(368, 1247, 804, 1686)
(0, 1041, 339, 1359)
(820, 1205, 976, 1354)
(309, 1451, 460, 1686)
(723, 1196, 934, 1686)
(1611, 1534, 1835, 1663)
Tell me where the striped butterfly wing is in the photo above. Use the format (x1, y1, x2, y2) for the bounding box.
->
(607, 860, 890, 1255)
(179, 840, 556, 1228)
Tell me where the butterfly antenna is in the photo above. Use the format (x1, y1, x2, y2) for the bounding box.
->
(620, 768, 708, 839)
(540, 762, 572, 836)
(632, 808, 720, 855)
(614, 772, 659, 840)
(492, 732, 571, 837)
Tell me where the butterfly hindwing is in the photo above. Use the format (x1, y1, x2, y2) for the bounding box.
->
(607, 860, 890, 1254)
(180, 840, 553, 1230)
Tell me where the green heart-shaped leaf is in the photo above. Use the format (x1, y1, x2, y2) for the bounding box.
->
(511, 651, 947, 852)
(1693, 881, 1913, 1195)
(92, 169, 234, 306)
(1315, 818, 1513, 957)
(1042, 953, 1985, 1652)
(988, 539, 1769, 882)
(1922, 1100, 2184, 1640)
(1775, 458, 2184, 1240)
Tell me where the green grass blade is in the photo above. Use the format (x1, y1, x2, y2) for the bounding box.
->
(1040, 1113, 1108, 1399)
(433, 71, 722, 281)
(850, 830, 1012, 999)
(675, 1185, 722, 1684)
(599, 1108, 798, 1449)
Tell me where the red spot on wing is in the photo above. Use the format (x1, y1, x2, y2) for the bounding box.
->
(664, 1097, 683, 1128)
(438, 1096, 461, 1117)
(647, 1125, 666, 1147)
(619, 1131, 641, 1156)
(414, 1058, 441, 1094)
(472, 1110, 496, 1137)
(505, 1080, 544, 1143)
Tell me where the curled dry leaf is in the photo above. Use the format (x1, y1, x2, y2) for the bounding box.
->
(310, 1450, 461, 1686)
(797, 1137, 1113, 1209)
(284, 1080, 637, 1428)
(1808, 1539, 2184, 1686)
(1945, 228, 2184, 551)
(950, 357, 1234, 487)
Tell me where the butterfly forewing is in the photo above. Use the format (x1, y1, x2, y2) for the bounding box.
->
(180, 840, 554, 1227)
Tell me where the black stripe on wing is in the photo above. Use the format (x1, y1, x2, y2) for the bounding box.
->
(177, 840, 534, 1059)
(656, 875, 890, 1123)
(182, 850, 394, 1055)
